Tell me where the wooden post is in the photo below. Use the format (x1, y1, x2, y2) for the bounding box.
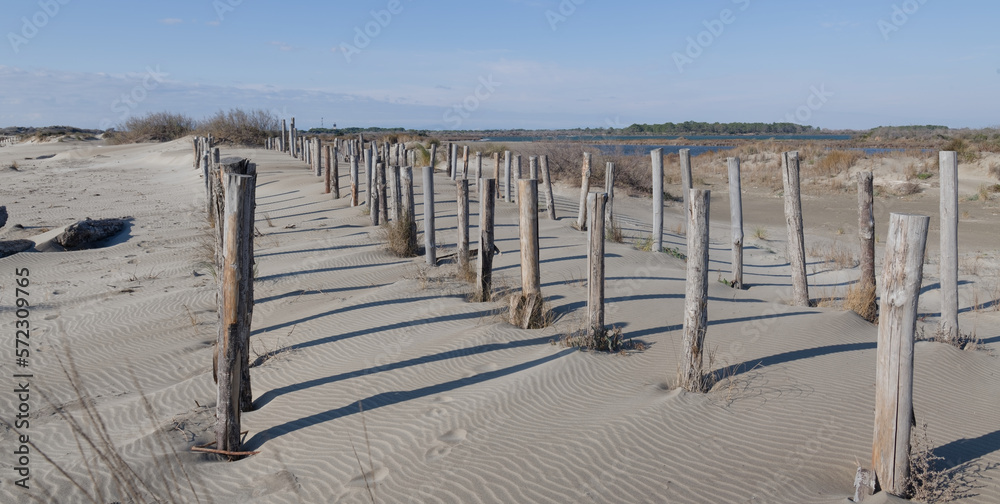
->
(390, 165, 401, 220)
(939, 151, 959, 342)
(290, 118, 296, 158)
(514, 155, 522, 183)
(605, 161, 616, 229)
(872, 212, 929, 496)
(203, 153, 214, 227)
(457, 179, 470, 273)
(402, 166, 417, 253)
(423, 165, 436, 266)
(680, 148, 693, 233)
(728, 157, 744, 289)
(377, 162, 388, 224)
(859, 171, 876, 291)
(517, 179, 542, 329)
(446, 142, 453, 176)
(576, 153, 592, 230)
(474, 152, 483, 193)
(504, 151, 512, 203)
(476, 179, 496, 301)
(351, 155, 360, 207)
(216, 158, 256, 456)
(314, 138, 322, 177)
(530, 156, 539, 180)
(281, 120, 287, 152)
(493, 152, 501, 199)
(193, 137, 201, 168)
(541, 155, 556, 220)
(680, 189, 711, 392)
(589, 192, 608, 341)
(450, 143, 458, 180)
(324, 145, 332, 194)
(782, 151, 810, 306)
(651, 148, 664, 252)
(462, 145, 469, 179)
(332, 147, 341, 199)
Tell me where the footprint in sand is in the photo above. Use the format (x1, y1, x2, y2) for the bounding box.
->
(425, 444, 451, 461)
(425, 428, 468, 461)
(439, 428, 467, 444)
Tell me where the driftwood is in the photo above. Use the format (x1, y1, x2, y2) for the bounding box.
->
(0, 239, 33, 258)
(54, 218, 127, 249)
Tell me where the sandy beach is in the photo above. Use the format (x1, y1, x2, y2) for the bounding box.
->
(1, 137, 998, 503)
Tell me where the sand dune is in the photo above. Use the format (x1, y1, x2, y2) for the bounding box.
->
(0, 138, 997, 503)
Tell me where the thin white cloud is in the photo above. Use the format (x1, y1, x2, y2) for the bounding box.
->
(270, 41, 293, 52)
(160, 18, 183, 25)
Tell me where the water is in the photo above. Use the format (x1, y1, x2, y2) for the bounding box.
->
(477, 134, 851, 142)
(594, 144, 734, 157)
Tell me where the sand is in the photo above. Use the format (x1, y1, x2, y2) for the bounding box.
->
(0, 137, 997, 503)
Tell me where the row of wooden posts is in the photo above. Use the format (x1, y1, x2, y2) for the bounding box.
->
(201, 126, 964, 496)
(0, 135, 20, 147)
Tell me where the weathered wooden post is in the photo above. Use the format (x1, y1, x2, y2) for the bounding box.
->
(281, 120, 287, 152)
(476, 179, 496, 301)
(871, 212, 929, 496)
(651, 148, 664, 252)
(377, 162, 388, 224)
(423, 165, 436, 266)
(575, 152, 592, 230)
(858, 171, 876, 320)
(493, 152, 502, 199)
(541, 155, 556, 220)
(939, 151, 959, 342)
(605, 161, 616, 229)
(516, 179, 543, 329)
(530, 156, 539, 180)
(216, 157, 257, 457)
(680, 148, 693, 233)
(324, 145, 333, 194)
(457, 179, 470, 273)
(589, 192, 608, 343)
(351, 155, 360, 207)
(680, 189, 711, 392)
(390, 165, 401, 220)
(314, 138, 322, 177)
(203, 153, 214, 226)
(290, 118, 296, 157)
(193, 137, 201, 168)
(451, 143, 458, 180)
(402, 166, 417, 253)
(504, 151, 512, 203)
(782, 151, 810, 306)
(462, 145, 470, 179)
(474, 152, 483, 193)
(728, 157, 744, 289)
(332, 147, 341, 199)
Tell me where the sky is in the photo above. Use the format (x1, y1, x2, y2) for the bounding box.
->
(1, 0, 997, 131)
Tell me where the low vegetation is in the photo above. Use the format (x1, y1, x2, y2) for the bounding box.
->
(105, 112, 196, 144)
(105, 108, 280, 146)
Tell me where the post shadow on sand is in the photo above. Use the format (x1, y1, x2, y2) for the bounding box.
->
(710, 340, 876, 379)
(244, 349, 574, 450)
(932, 429, 1000, 469)
(253, 335, 555, 409)
(623, 310, 820, 340)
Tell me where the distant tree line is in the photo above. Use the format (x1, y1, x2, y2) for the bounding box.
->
(622, 121, 817, 135)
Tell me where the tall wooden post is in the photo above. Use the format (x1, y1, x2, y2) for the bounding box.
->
(493, 152, 502, 199)
(377, 162, 388, 224)
(476, 179, 496, 301)
(350, 155, 360, 207)
(680, 148, 693, 234)
(782, 151, 810, 306)
(576, 152, 592, 230)
(513, 155, 522, 201)
(504, 151, 512, 203)
(474, 152, 483, 193)
(728, 157, 744, 289)
(423, 165, 436, 266)
(589, 192, 608, 341)
(651, 148, 664, 252)
(390, 165, 401, 220)
(872, 213, 929, 496)
(939, 151, 959, 342)
(402, 166, 417, 253)
(290, 118, 296, 158)
(193, 137, 201, 168)
(314, 138, 322, 177)
(859, 171, 876, 317)
(216, 158, 256, 456)
(457, 179, 470, 273)
(324, 145, 333, 194)
(605, 162, 616, 229)
(541, 155, 556, 220)
(517, 179, 542, 329)
(203, 153, 215, 227)
(680, 189, 711, 392)
(450, 143, 458, 180)
(529, 156, 538, 180)
(462, 145, 470, 179)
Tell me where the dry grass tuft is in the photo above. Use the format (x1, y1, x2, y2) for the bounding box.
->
(378, 216, 418, 257)
(812, 150, 864, 177)
(843, 282, 878, 323)
(605, 218, 624, 243)
(560, 325, 645, 353)
(500, 292, 553, 329)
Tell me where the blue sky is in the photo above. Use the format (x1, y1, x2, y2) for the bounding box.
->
(1, 0, 997, 130)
